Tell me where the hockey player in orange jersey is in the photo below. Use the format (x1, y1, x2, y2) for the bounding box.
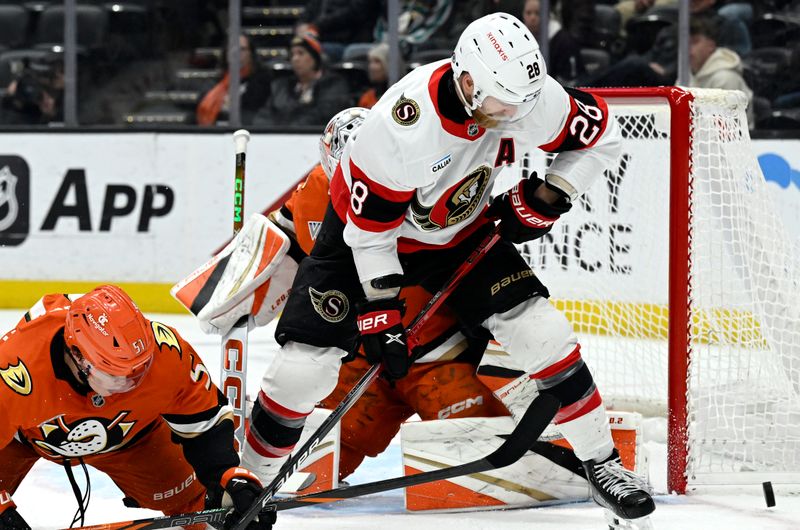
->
(0, 285, 273, 530)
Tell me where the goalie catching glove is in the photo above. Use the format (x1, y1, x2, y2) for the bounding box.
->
(206, 467, 276, 530)
(357, 297, 411, 381)
(487, 172, 572, 244)
(171, 214, 296, 336)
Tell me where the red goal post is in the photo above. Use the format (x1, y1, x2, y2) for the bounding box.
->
(511, 86, 800, 494)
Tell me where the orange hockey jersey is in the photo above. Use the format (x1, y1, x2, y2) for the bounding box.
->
(0, 294, 233, 464)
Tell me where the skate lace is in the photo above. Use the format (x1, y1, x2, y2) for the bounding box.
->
(594, 457, 652, 500)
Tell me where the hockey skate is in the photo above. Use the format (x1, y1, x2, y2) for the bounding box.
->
(583, 449, 655, 530)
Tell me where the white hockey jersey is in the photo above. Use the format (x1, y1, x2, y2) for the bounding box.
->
(329, 59, 621, 285)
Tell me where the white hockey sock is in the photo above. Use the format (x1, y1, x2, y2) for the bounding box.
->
(556, 403, 614, 462)
(240, 447, 290, 485)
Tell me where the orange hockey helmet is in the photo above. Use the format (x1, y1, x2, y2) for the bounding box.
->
(64, 285, 155, 394)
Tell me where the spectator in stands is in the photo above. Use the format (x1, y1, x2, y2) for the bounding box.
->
(548, 0, 597, 45)
(716, 0, 755, 27)
(582, 20, 676, 87)
(688, 14, 753, 124)
(252, 31, 350, 127)
(692, 0, 751, 56)
(522, 0, 585, 84)
(616, 0, 676, 29)
(357, 43, 391, 109)
(374, 0, 455, 52)
(0, 55, 63, 125)
(196, 34, 271, 126)
(585, 0, 752, 88)
(297, 0, 381, 61)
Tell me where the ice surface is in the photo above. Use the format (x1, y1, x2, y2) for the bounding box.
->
(3, 310, 799, 530)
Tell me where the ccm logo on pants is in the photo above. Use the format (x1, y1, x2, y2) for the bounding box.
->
(438, 395, 485, 419)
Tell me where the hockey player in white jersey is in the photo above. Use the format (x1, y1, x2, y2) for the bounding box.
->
(241, 12, 655, 526)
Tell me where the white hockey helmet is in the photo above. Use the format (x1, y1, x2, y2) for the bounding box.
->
(319, 107, 370, 179)
(451, 12, 546, 122)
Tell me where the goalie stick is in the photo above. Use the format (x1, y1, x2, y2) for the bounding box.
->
(66, 392, 559, 530)
(222, 129, 251, 451)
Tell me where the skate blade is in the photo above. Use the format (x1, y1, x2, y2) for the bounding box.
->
(604, 509, 654, 530)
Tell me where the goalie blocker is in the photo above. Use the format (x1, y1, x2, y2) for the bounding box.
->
(171, 213, 298, 336)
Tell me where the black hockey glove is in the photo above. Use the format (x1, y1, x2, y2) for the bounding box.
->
(210, 467, 276, 530)
(357, 297, 411, 381)
(486, 173, 572, 244)
(0, 493, 30, 530)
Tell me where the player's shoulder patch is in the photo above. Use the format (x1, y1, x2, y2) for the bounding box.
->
(151, 321, 182, 356)
(392, 93, 421, 126)
(0, 358, 32, 395)
(21, 293, 71, 327)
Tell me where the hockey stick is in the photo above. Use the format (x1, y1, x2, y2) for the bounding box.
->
(270, 392, 558, 511)
(67, 393, 558, 530)
(231, 224, 502, 530)
(222, 129, 251, 451)
(68, 225, 502, 530)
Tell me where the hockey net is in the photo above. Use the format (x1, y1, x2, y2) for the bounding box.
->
(505, 87, 800, 493)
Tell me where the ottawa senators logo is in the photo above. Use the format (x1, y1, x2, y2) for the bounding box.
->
(411, 166, 491, 231)
(0, 358, 32, 395)
(392, 94, 420, 126)
(33, 412, 137, 458)
(309, 287, 349, 323)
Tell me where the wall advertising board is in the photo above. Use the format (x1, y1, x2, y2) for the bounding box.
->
(0, 132, 797, 311)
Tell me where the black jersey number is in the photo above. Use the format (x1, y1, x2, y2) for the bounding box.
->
(526, 62, 541, 80)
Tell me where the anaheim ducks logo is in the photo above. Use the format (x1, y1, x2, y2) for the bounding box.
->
(152, 321, 181, 356)
(34, 411, 137, 458)
(411, 166, 491, 231)
(0, 358, 32, 395)
(309, 286, 349, 323)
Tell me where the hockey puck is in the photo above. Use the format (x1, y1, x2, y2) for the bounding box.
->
(763, 481, 776, 508)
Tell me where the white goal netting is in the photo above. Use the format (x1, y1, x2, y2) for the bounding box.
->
(505, 88, 800, 490)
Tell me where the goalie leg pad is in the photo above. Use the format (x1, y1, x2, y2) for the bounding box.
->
(400, 412, 644, 512)
(483, 296, 614, 462)
(401, 416, 587, 511)
(171, 213, 292, 335)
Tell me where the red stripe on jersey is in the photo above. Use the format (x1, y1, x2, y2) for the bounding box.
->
(396, 211, 492, 253)
(538, 96, 575, 152)
(529, 345, 582, 380)
(554, 387, 602, 424)
(428, 63, 486, 141)
(257, 390, 309, 420)
(539, 91, 610, 152)
(348, 211, 406, 233)
(349, 160, 414, 203)
(587, 96, 610, 149)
